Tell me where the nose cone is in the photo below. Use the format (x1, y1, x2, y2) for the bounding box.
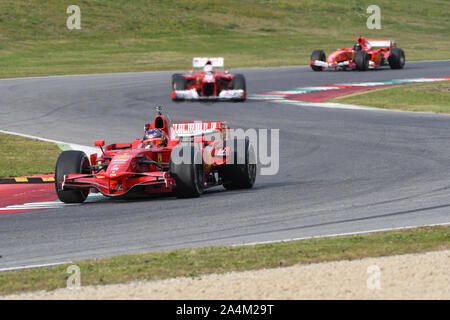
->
(203, 73, 215, 83)
(327, 50, 345, 63)
(106, 154, 133, 177)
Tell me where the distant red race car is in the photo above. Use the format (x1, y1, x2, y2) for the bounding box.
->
(171, 57, 246, 101)
(55, 108, 256, 203)
(310, 36, 405, 71)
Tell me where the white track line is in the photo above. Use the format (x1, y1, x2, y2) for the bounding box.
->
(0, 203, 77, 211)
(275, 100, 381, 111)
(236, 222, 450, 247)
(0, 262, 71, 272)
(0, 194, 106, 211)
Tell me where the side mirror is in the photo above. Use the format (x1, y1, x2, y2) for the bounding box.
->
(95, 140, 105, 147)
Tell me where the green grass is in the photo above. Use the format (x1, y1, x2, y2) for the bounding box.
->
(0, 133, 61, 178)
(0, 0, 449, 77)
(0, 225, 448, 296)
(329, 80, 450, 113)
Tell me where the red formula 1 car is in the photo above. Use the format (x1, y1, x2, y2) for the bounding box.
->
(310, 36, 405, 71)
(55, 108, 256, 203)
(171, 57, 246, 101)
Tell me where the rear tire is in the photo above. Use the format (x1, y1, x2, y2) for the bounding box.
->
(388, 48, 405, 69)
(55, 150, 91, 203)
(355, 50, 370, 71)
(170, 145, 204, 198)
(232, 74, 246, 101)
(221, 138, 256, 190)
(310, 50, 326, 71)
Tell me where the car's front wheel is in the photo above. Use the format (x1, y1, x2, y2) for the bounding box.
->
(310, 50, 326, 71)
(55, 150, 91, 203)
(232, 74, 246, 101)
(172, 75, 187, 101)
(355, 50, 370, 71)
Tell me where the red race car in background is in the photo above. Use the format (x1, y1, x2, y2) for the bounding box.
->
(55, 107, 256, 203)
(310, 36, 405, 71)
(171, 57, 246, 101)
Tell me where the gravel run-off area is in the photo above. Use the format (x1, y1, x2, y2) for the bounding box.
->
(3, 250, 449, 300)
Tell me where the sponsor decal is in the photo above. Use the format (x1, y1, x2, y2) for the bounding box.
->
(173, 122, 218, 135)
(192, 57, 224, 68)
(216, 148, 228, 156)
(111, 160, 127, 164)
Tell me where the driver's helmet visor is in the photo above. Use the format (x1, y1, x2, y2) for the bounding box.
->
(143, 137, 164, 148)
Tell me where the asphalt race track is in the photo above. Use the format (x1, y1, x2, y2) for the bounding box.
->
(1, 61, 450, 269)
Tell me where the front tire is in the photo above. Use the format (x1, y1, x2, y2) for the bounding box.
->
(310, 50, 326, 71)
(355, 50, 370, 71)
(55, 150, 91, 203)
(171, 73, 182, 90)
(172, 75, 187, 101)
(170, 145, 204, 198)
(388, 48, 405, 69)
(173, 75, 187, 91)
(232, 74, 246, 101)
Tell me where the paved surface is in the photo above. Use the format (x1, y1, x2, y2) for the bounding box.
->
(0, 61, 450, 268)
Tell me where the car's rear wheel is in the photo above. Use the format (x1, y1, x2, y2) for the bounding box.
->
(232, 74, 246, 101)
(355, 50, 370, 71)
(221, 138, 256, 190)
(388, 48, 405, 69)
(310, 50, 326, 71)
(170, 145, 204, 198)
(55, 150, 91, 203)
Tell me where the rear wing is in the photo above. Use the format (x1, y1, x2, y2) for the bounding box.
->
(192, 57, 224, 68)
(367, 40, 396, 49)
(171, 121, 229, 140)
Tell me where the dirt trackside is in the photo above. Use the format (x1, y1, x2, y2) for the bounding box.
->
(3, 249, 449, 300)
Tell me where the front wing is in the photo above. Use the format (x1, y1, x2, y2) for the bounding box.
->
(172, 89, 245, 101)
(62, 171, 175, 197)
(311, 60, 377, 70)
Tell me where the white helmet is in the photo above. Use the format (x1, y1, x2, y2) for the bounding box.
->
(204, 61, 213, 73)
